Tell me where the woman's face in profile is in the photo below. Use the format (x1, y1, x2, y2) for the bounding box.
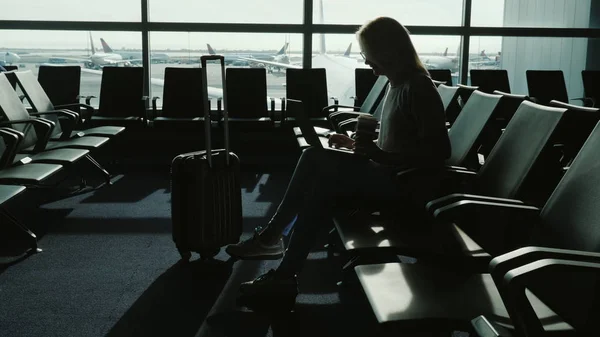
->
(361, 48, 384, 76)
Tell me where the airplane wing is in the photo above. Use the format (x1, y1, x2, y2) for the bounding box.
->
(237, 57, 301, 70)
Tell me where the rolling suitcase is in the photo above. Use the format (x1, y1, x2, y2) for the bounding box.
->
(170, 55, 242, 261)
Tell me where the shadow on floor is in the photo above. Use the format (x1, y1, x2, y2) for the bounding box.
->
(105, 257, 236, 337)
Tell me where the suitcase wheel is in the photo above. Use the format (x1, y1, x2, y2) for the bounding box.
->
(199, 248, 220, 260)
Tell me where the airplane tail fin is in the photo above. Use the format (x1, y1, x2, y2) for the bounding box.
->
(89, 32, 96, 55)
(207, 44, 216, 55)
(276, 42, 289, 55)
(343, 43, 352, 57)
(443, 47, 448, 57)
(100, 38, 113, 53)
(318, 0, 326, 54)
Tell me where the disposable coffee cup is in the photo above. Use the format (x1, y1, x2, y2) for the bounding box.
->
(355, 115, 378, 139)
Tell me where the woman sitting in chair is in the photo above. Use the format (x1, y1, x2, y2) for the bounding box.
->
(226, 16, 451, 309)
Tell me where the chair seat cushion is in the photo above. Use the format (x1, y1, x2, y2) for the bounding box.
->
(14, 148, 89, 165)
(90, 116, 143, 128)
(45, 136, 109, 150)
(333, 212, 491, 260)
(0, 185, 26, 205)
(355, 263, 571, 334)
(153, 117, 204, 129)
(292, 126, 333, 137)
(77, 125, 125, 137)
(296, 135, 330, 149)
(0, 163, 62, 184)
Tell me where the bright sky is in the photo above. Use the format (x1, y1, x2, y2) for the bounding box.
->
(0, 0, 506, 53)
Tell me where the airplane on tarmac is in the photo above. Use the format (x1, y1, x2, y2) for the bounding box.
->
(100, 38, 170, 64)
(0, 51, 21, 66)
(58, 32, 136, 69)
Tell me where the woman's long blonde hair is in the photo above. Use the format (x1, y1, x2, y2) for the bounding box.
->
(357, 17, 428, 78)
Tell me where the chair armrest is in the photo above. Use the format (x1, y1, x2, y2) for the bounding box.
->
(54, 103, 95, 121)
(82, 95, 96, 105)
(269, 97, 276, 122)
(398, 166, 478, 198)
(571, 97, 595, 107)
(471, 315, 513, 337)
(323, 104, 361, 113)
(0, 118, 54, 153)
(433, 200, 540, 253)
(426, 193, 524, 214)
(501, 259, 600, 337)
(151, 96, 160, 119)
(30, 110, 78, 139)
(0, 127, 24, 168)
(330, 96, 339, 107)
(490, 246, 600, 286)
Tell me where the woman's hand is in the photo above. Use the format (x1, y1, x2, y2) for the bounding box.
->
(328, 133, 355, 149)
(353, 135, 380, 156)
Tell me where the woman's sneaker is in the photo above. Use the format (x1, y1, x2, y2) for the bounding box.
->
(225, 227, 285, 260)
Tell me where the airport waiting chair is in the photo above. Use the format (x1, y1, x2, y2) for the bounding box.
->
(0, 73, 109, 184)
(151, 67, 205, 130)
(0, 126, 63, 187)
(354, 119, 600, 336)
(0, 128, 46, 254)
(9, 70, 125, 138)
(293, 75, 389, 138)
(332, 99, 565, 274)
(428, 69, 453, 86)
(470, 69, 511, 94)
(37, 65, 81, 112)
(580, 70, 600, 107)
(92, 67, 147, 128)
(526, 70, 569, 105)
(549, 100, 600, 167)
(283, 68, 332, 127)
(225, 67, 275, 128)
(2, 65, 18, 72)
(457, 84, 479, 107)
(353, 68, 378, 108)
(437, 84, 461, 126)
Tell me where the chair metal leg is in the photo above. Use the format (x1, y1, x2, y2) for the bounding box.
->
(0, 208, 41, 254)
(85, 154, 113, 186)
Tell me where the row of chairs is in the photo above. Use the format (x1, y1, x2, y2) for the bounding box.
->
(430, 68, 600, 108)
(0, 71, 126, 254)
(21, 65, 379, 131)
(321, 88, 600, 335)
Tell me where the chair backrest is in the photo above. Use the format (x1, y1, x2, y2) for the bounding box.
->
(437, 84, 461, 124)
(226, 68, 268, 118)
(37, 65, 81, 110)
(10, 70, 55, 112)
(446, 90, 504, 169)
(526, 70, 569, 105)
(470, 70, 511, 94)
(528, 121, 600, 332)
(549, 100, 600, 165)
(10, 71, 64, 137)
(98, 67, 145, 118)
(0, 73, 40, 150)
(457, 84, 478, 106)
(354, 68, 378, 108)
(476, 100, 566, 202)
(428, 69, 453, 86)
(286, 68, 329, 118)
(161, 67, 204, 118)
(360, 75, 389, 115)
(581, 70, 600, 107)
(0, 127, 19, 169)
(2, 65, 18, 72)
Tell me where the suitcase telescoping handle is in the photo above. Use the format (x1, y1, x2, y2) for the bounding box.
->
(200, 54, 230, 168)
